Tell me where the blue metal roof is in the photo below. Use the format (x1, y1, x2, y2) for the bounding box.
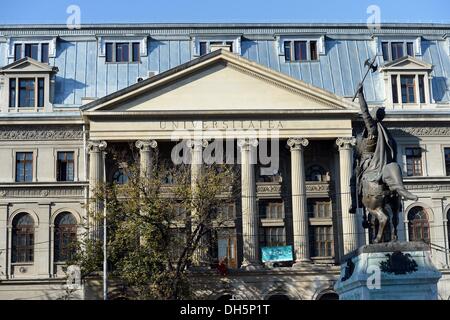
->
(1, 23, 449, 108)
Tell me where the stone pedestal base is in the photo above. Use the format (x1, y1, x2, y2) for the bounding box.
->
(334, 242, 441, 300)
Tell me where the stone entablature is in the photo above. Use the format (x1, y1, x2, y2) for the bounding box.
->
(0, 182, 87, 198)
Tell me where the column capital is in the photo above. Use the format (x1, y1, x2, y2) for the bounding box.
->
(336, 137, 356, 150)
(87, 140, 107, 152)
(187, 139, 209, 150)
(287, 138, 309, 151)
(135, 140, 158, 151)
(237, 138, 258, 150)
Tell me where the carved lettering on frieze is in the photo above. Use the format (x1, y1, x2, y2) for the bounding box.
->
(389, 127, 450, 137)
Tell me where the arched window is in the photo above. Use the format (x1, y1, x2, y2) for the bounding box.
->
(408, 206, 430, 243)
(113, 168, 129, 185)
(54, 212, 77, 262)
(12, 213, 34, 263)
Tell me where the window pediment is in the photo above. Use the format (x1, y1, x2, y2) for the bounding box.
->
(0, 57, 58, 74)
(380, 56, 432, 72)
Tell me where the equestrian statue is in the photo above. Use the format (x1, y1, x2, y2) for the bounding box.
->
(349, 57, 418, 244)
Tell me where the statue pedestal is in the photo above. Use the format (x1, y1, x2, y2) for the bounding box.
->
(334, 242, 441, 300)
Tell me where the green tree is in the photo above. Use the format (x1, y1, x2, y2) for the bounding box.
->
(71, 152, 238, 300)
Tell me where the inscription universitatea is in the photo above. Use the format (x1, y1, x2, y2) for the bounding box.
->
(159, 120, 284, 130)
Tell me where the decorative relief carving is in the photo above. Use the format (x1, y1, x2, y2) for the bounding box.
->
(389, 127, 450, 137)
(305, 182, 331, 193)
(405, 184, 450, 192)
(0, 126, 83, 141)
(0, 186, 85, 198)
(257, 184, 282, 194)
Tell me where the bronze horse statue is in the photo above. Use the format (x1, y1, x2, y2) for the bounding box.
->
(350, 80, 418, 244)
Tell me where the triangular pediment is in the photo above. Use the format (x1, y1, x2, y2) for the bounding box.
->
(381, 56, 433, 72)
(0, 57, 58, 74)
(82, 50, 358, 115)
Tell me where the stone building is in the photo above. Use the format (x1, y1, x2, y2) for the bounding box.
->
(0, 23, 449, 300)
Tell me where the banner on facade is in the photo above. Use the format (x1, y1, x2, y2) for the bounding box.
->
(261, 245, 293, 263)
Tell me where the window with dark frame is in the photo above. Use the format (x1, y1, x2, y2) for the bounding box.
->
(41, 43, 49, 63)
(105, 42, 140, 63)
(54, 212, 77, 262)
(14, 44, 22, 61)
(391, 75, 399, 103)
(261, 201, 284, 219)
(408, 207, 430, 243)
(401, 75, 416, 103)
(9, 79, 16, 108)
(445, 148, 450, 176)
(115, 43, 129, 62)
(311, 226, 334, 258)
(284, 40, 318, 62)
(37, 78, 45, 108)
(382, 41, 415, 61)
(199, 41, 207, 56)
(15, 152, 33, 182)
(57, 151, 75, 182)
(262, 227, 286, 247)
(25, 43, 39, 60)
(113, 168, 129, 184)
(18, 78, 35, 108)
(418, 75, 425, 103)
(12, 213, 34, 263)
(405, 147, 423, 176)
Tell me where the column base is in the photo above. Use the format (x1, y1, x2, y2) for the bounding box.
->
(240, 259, 263, 270)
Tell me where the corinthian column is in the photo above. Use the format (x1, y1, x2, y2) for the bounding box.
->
(135, 140, 158, 178)
(287, 138, 310, 264)
(336, 137, 359, 254)
(238, 137, 261, 269)
(187, 139, 209, 267)
(88, 140, 107, 239)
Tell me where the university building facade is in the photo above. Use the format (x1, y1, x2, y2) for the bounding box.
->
(0, 23, 450, 300)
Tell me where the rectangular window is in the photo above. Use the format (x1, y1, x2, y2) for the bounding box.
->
(18, 78, 35, 108)
(406, 147, 423, 176)
(391, 42, 404, 60)
(445, 148, 450, 176)
(262, 227, 285, 247)
(14, 44, 22, 61)
(382, 42, 389, 61)
(294, 41, 307, 61)
(105, 43, 113, 62)
(406, 42, 414, 56)
(311, 226, 333, 257)
(41, 43, 49, 63)
(284, 41, 291, 62)
(262, 201, 284, 219)
(401, 75, 416, 103)
(57, 152, 75, 182)
(16, 152, 33, 182)
(225, 41, 234, 52)
(9, 79, 16, 108)
(199, 41, 207, 56)
(310, 41, 318, 61)
(24, 43, 39, 60)
(418, 75, 425, 103)
(37, 78, 45, 108)
(115, 43, 129, 62)
(132, 42, 140, 62)
(391, 75, 399, 103)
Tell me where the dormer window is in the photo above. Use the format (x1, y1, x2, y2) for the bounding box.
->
(192, 36, 241, 57)
(14, 43, 50, 63)
(277, 35, 325, 62)
(105, 42, 140, 63)
(380, 56, 433, 108)
(199, 41, 234, 56)
(284, 40, 318, 62)
(1, 57, 58, 113)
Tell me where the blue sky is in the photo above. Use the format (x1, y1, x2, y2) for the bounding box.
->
(0, 0, 449, 24)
